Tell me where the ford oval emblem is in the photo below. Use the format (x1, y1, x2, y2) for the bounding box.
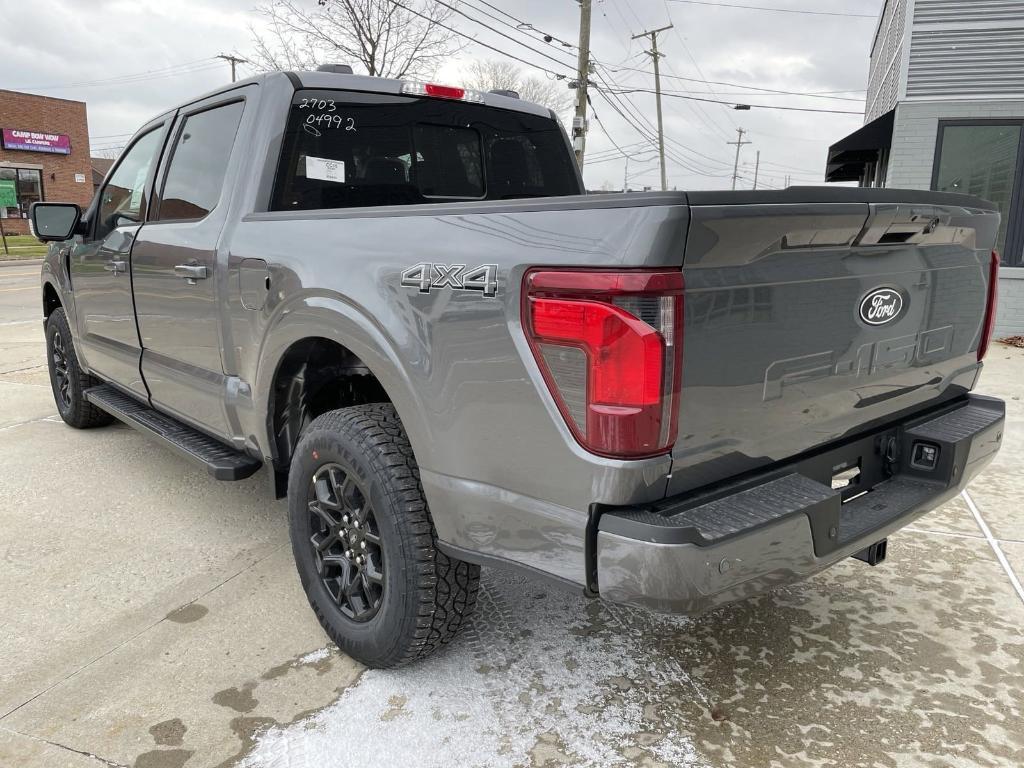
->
(859, 288, 904, 326)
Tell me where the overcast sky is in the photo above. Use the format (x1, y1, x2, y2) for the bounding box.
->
(1, 0, 884, 191)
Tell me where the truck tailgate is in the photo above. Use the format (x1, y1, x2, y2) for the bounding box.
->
(668, 195, 1000, 496)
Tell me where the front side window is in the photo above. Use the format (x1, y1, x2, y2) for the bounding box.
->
(271, 90, 579, 211)
(97, 128, 164, 238)
(156, 101, 245, 221)
(0, 167, 42, 220)
(934, 122, 1023, 265)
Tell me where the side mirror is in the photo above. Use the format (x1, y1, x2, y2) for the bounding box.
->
(30, 202, 83, 242)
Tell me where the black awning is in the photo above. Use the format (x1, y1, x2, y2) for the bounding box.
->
(825, 109, 895, 183)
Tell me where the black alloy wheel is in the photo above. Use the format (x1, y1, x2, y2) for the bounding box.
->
(308, 462, 385, 622)
(288, 404, 480, 668)
(45, 307, 113, 429)
(50, 327, 72, 409)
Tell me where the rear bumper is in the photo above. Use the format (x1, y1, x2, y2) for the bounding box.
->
(596, 394, 1005, 614)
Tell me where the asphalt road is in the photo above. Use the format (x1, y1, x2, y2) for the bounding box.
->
(1, 261, 1022, 768)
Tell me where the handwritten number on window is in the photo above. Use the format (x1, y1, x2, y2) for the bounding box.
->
(298, 98, 336, 112)
(303, 113, 356, 131)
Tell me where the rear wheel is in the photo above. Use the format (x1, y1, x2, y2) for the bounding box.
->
(288, 403, 479, 668)
(45, 308, 113, 429)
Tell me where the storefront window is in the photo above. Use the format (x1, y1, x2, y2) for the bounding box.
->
(934, 122, 1024, 266)
(0, 167, 43, 220)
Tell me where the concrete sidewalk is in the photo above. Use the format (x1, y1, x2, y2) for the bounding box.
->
(0, 268, 1021, 767)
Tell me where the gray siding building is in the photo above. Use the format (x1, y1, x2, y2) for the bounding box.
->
(827, 0, 1024, 336)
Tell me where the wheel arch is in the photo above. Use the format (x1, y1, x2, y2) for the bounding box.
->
(256, 298, 431, 497)
(42, 279, 62, 319)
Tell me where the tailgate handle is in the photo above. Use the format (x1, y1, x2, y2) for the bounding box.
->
(857, 205, 951, 246)
(174, 264, 208, 284)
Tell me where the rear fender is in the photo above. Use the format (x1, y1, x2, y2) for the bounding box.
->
(254, 294, 430, 472)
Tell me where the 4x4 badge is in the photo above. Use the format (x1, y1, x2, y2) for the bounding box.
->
(401, 263, 498, 297)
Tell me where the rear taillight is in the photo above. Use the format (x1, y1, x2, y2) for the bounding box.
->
(523, 269, 684, 459)
(978, 251, 1000, 362)
(400, 82, 485, 103)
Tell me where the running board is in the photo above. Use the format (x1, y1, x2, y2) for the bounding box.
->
(84, 384, 262, 481)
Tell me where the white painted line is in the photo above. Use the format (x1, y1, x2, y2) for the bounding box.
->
(0, 378, 48, 389)
(963, 489, 1024, 606)
(906, 526, 1024, 546)
(0, 415, 60, 433)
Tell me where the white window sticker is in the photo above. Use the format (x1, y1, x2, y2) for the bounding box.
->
(305, 156, 346, 183)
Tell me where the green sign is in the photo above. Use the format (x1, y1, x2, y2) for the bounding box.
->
(0, 179, 16, 208)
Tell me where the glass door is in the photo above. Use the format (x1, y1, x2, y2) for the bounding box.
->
(933, 120, 1024, 266)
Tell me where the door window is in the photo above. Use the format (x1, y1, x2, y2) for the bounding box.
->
(934, 122, 1024, 265)
(155, 101, 245, 221)
(97, 128, 164, 239)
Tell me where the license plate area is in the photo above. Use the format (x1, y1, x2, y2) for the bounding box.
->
(832, 460, 871, 504)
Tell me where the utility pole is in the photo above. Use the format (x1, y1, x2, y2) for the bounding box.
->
(573, 0, 592, 169)
(623, 155, 629, 192)
(727, 127, 751, 191)
(633, 24, 673, 191)
(753, 150, 761, 190)
(217, 54, 247, 83)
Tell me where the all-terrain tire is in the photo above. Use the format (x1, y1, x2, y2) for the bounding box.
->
(288, 403, 480, 668)
(45, 308, 114, 429)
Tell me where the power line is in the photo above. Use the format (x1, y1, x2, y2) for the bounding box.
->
(427, 0, 578, 73)
(590, 65, 734, 172)
(386, 0, 569, 79)
(88, 131, 135, 141)
(667, 0, 877, 18)
(662, 6, 738, 138)
(596, 86, 864, 114)
(12, 58, 220, 91)
(467, 0, 578, 50)
(599, 64, 865, 100)
(591, 87, 731, 177)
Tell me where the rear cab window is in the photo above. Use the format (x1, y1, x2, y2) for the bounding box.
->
(270, 90, 580, 211)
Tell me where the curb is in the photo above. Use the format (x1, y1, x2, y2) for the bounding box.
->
(0, 259, 43, 269)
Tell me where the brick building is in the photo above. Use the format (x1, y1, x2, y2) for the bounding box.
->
(824, 0, 1024, 337)
(0, 89, 93, 235)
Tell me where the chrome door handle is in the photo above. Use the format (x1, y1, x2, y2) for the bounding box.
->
(104, 260, 126, 274)
(174, 264, 208, 285)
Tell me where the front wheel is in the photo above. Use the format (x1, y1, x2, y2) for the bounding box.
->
(288, 403, 479, 668)
(45, 308, 113, 429)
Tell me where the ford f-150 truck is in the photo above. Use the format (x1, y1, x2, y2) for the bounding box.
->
(32, 68, 1005, 668)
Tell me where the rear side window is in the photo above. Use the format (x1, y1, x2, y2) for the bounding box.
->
(156, 100, 245, 221)
(270, 90, 579, 211)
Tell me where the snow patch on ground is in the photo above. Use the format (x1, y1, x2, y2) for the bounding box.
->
(297, 648, 331, 665)
(243, 570, 711, 767)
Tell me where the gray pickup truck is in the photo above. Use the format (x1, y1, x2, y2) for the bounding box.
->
(32, 69, 1005, 668)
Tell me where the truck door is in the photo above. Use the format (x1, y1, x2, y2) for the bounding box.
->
(70, 121, 170, 397)
(130, 92, 247, 439)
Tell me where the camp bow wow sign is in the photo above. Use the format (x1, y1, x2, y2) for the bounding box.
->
(1, 129, 71, 154)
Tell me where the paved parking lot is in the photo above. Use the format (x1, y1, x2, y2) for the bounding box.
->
(1, 261, 1023, 768)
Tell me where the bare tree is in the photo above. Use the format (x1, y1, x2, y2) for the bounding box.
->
(462, 60, 573, 116)
(249, 0, 462, 79)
